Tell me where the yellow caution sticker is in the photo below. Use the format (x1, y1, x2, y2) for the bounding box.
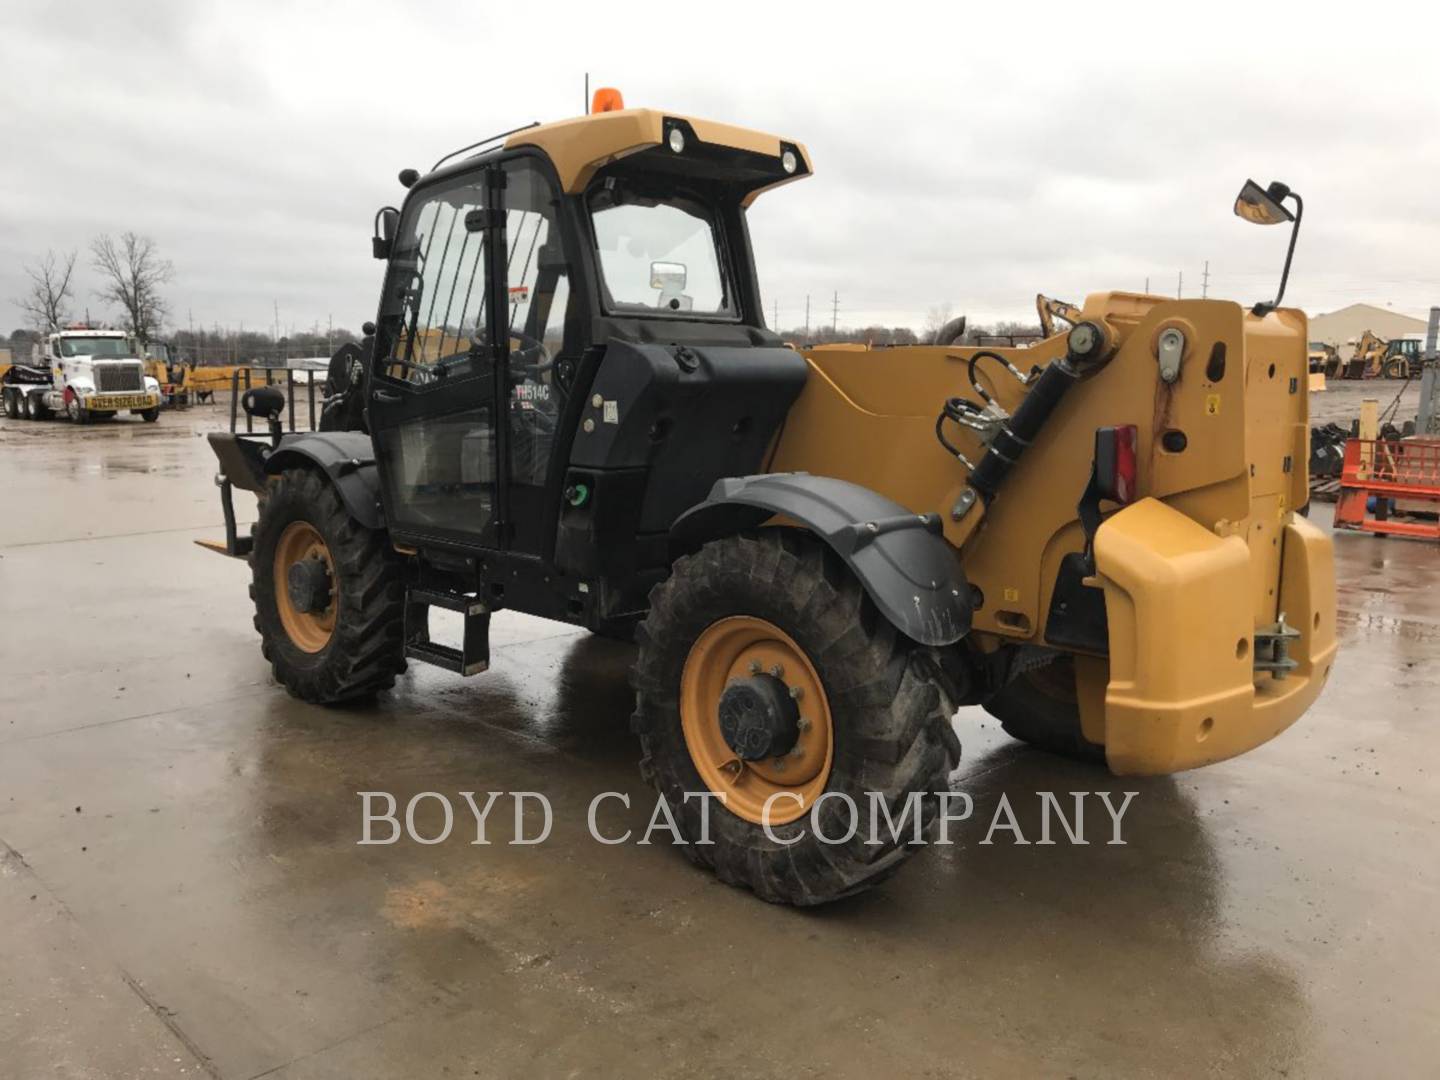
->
(1205, 394, 1221, 416)
(1003, 586, 1020, 603)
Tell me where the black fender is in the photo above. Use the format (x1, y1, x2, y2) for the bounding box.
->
(672, 473, 972, 647)
(264, 431, 386, 530)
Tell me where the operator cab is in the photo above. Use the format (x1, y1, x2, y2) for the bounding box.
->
(364, 92, 812, 626)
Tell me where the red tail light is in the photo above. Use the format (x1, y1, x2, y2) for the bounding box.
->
(1094, 424, 1139, 505)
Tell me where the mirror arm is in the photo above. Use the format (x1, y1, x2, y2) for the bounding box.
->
(1254, 192, 1303, 316)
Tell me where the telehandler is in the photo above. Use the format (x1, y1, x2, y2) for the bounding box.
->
(203, 93, 1336, 904)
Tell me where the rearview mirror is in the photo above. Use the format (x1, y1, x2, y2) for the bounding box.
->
(1234, 179, 1293, 226)
(650, 261, 687, 291)
(372, 206, 400, 260)
(1234, 178, 1303, 316)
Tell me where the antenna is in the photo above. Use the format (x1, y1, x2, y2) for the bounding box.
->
(585, 73, 590, 115)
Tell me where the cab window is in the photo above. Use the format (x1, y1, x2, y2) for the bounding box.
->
(588, 181, 731, 316)
(379, 161, 572, 386)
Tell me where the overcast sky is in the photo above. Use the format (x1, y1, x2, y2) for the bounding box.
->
(4, 0, 1439, 338)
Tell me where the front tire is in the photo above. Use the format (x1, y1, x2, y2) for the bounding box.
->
(250, 467, 406, 703)
(138, 407, 160, 422)
(632, 531, 960, 905)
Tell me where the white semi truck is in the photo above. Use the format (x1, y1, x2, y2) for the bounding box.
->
(1, 328, 162, 423)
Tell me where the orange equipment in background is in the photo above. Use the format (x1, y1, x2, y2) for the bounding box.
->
(1334, 438, 1440, 540)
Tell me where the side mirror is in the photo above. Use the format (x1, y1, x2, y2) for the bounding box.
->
(1234, 179, 1294, 226)
(650, 261, 687, 291)
(1234, 178, 1302, 315)
(372, 206, 400, 260)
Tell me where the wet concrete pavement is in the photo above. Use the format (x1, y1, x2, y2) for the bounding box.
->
(1, 405, 1437, 1078)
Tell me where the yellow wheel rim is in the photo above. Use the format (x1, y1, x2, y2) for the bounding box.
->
(273, 521, 337, 653)
(680, 616, 834, 826)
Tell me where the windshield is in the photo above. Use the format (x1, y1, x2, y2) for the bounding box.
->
(60, 337, 133, 358)
(588, 185, 731, 316)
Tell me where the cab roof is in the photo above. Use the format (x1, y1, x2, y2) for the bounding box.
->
(504, 108, 811, 206)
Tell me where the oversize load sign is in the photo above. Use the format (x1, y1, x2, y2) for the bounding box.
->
(88, 394, 158, 411)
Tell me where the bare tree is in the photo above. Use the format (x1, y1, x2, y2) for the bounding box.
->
(922, 303, 954, 343)
(91, 232, 174, 344)
(17, 249, 78, 332)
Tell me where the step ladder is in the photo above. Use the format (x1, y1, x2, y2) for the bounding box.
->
(405, 588, 491, 675)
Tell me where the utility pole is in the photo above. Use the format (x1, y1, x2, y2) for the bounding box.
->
(773, 298, 779, 328)
(831, 291, 839, 334)
(1177, 272, 1183, 299)
(1144, 276, 1150, 294)
(804, 294, 810, 337)
(1201, 260, 1211, 299)
(1418, 306, 1440, 437)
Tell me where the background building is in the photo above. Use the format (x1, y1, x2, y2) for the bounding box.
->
(1308, 303, 1428, 347)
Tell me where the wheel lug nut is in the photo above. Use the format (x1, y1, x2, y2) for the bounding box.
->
(769, 664, 784, 678)
(797, 716, 810, 732)
(748, 660, 761, 675)
(789, 685, 803, 700)
(773, 759, 786, 772)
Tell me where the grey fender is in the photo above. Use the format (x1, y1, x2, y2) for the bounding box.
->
(671, 473, 972, 646)
(263, 430, 386, 530)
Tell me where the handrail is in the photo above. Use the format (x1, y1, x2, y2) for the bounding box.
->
(228, 365, 323, 435)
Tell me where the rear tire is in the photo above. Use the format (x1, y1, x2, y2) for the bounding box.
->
(983, 655, 1106, 764)
(632, 531, 960, 906)
(3, 390, 18, 419)
(250, 467, 406, 703)
(25, 392, 49, 421)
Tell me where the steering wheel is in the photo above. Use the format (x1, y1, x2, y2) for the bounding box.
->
(461, 328, 553, 373)
(508, 329, 554, 375)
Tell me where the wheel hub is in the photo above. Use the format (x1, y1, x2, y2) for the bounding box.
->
(718, 674, 800, 761)
(273, 520, 337, 653)
(286, 557, 332, 615)
(679, 616, 834, 826)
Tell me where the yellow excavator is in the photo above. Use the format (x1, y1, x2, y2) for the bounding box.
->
(142, 341, 195, 407)
(1036, 293, 1083, 339)
(1343, 330, 1420, 379)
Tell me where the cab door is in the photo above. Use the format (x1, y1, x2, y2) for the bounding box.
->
(368, 164, 511, 551)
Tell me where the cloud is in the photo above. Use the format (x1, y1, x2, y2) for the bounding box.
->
(3, 0, 1438, 337)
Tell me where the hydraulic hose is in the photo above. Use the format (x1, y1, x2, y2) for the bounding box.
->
(968, 359, 1079, 500)
(966, 320, 1113, 502)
